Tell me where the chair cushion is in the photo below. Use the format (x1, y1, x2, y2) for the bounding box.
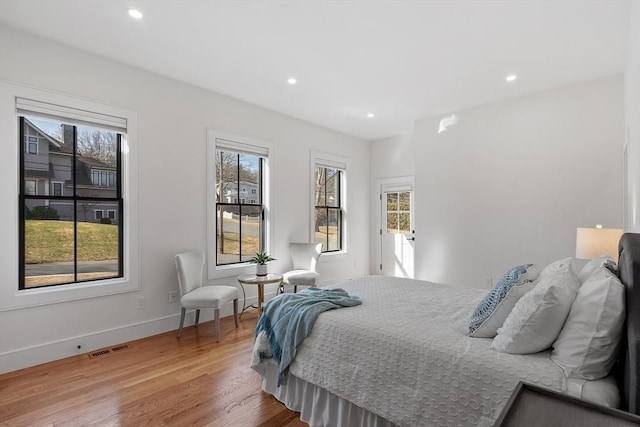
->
(283, 270, 319, 286)
(180, 285, 238, 309)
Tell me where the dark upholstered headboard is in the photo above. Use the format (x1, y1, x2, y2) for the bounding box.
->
(618, 232, 640, 415)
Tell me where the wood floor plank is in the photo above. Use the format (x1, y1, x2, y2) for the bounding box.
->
(0, 311, 305, 427)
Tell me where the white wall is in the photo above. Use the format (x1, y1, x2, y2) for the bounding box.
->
(625, 1, 640, 232)
(0, 27, 370, 372)
(369, 134, 414, 273)
(409, 76, 623, 288)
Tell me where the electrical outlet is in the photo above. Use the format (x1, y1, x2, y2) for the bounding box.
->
(484, 277, 493, 288)
(136, 296, 145, 309)
(169, 291, 178, 303)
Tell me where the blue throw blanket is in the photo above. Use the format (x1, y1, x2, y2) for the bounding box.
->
(254, 287, 362, 385)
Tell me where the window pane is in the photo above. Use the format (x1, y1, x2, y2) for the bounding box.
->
(240, 205, 262, 262)
(76, 202, 119, 282)
(387, 212, 398, 233)
(399, 213, 411, 234)
(399, 192, 410, 211)
(386, 193, 398, 211)
(216, 151, 238, 204)
(314, 167, 326, 206)
(24, 200, 75, 288)
(314, 207, 327, 250)
(326, 169, 339, 207)
(239, 153, 260, 205)
(327, 208, 340, 251)
(217, 205, 240, 265)
(75, 125, 117, 196)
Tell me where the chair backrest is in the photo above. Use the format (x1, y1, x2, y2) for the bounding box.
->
(174, 251, 204, 296)
(289, 243, 322, 272)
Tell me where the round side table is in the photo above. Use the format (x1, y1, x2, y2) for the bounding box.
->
(237, 273, 283, 316)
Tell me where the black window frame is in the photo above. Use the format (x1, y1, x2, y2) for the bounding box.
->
(18, 116, 124, 290)
(52, 182, 63, 197)
(314, 166, 343, 253)
(215, 150, 265, 266)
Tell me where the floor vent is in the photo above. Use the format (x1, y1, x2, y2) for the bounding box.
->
(87, 344, 131, 359)
(88, 349, 111, 359)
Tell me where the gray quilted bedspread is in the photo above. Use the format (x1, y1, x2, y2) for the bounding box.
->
(288, 276, 566, 426)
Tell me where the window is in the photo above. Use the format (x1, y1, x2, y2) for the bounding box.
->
(52, 182, 63, 196)
(91, 169, 116, 187)
(312, 153, 347, 254)
(386, 192, 411, 234)
(19, 109, 123, 289)
(1, 82, 139, 309)
(209, 133, 270, 270)
(24, 180, 36, 196)
(25, 136, 38, 154)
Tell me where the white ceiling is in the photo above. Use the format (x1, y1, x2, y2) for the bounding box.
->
(0, 0, 631, 141)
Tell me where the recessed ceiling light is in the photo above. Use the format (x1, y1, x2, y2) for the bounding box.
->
(287, 78, 297, 85)
(128, 9, 143, 19)
(367, 113, 375, 118)
(506, 74, 518, 82)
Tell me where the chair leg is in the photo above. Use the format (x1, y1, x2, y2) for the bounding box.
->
(233, 298, 239, 328)
(214, 308, 221, 343)
(177, 307, 186, 339)
(294, 285, 298, 293)
(195, 309, 200, 326)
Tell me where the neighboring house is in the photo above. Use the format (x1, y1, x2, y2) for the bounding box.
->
(23, 119, 118, 224)
(217, 180, 259, 204)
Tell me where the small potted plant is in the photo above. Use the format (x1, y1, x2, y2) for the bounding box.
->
(249, 252, 276, 276)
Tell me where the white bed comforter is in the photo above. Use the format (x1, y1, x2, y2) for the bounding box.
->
(286, 276, 567, 426)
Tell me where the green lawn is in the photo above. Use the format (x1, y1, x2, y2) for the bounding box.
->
(25, 220, 119, 264)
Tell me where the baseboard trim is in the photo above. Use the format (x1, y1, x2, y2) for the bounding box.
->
(0, 293, 269, 374)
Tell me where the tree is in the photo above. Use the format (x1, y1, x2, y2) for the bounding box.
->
(77, 128, 117, 166)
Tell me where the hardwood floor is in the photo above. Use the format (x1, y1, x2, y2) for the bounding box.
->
(0, 311, 307, 427)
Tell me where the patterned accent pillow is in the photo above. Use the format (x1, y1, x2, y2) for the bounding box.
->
(468, 264, 538, 337)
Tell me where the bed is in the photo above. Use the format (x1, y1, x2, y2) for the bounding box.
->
(252, 233, 640, 426)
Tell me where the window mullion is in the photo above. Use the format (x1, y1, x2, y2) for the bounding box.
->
(237, 154, 242, 263)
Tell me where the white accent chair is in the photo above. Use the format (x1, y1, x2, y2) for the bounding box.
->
(280, 243, 322, 294)
(174, 251, 239, 342)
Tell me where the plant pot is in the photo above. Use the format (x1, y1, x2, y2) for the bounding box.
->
(256, 264, 268, 276)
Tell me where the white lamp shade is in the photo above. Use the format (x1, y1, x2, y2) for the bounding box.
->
(575, 227, 623, 262)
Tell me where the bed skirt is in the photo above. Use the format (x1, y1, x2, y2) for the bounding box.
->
(261, 360, 396, 427)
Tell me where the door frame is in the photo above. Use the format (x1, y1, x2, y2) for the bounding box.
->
(376, 176, 415, 276)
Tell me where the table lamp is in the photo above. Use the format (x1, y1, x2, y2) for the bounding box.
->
(575, 225, 623, 262)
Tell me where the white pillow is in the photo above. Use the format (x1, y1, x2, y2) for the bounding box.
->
(551, 266, 625, 379)
(492, 261, 579, 354)
(539, 257, 578, 281)
(577, 254, 614, 284)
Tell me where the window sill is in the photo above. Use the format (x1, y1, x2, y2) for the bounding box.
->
(208, 262, 258, 280)
(319, 250, 348, 263)
(0, 276, 139, 311)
